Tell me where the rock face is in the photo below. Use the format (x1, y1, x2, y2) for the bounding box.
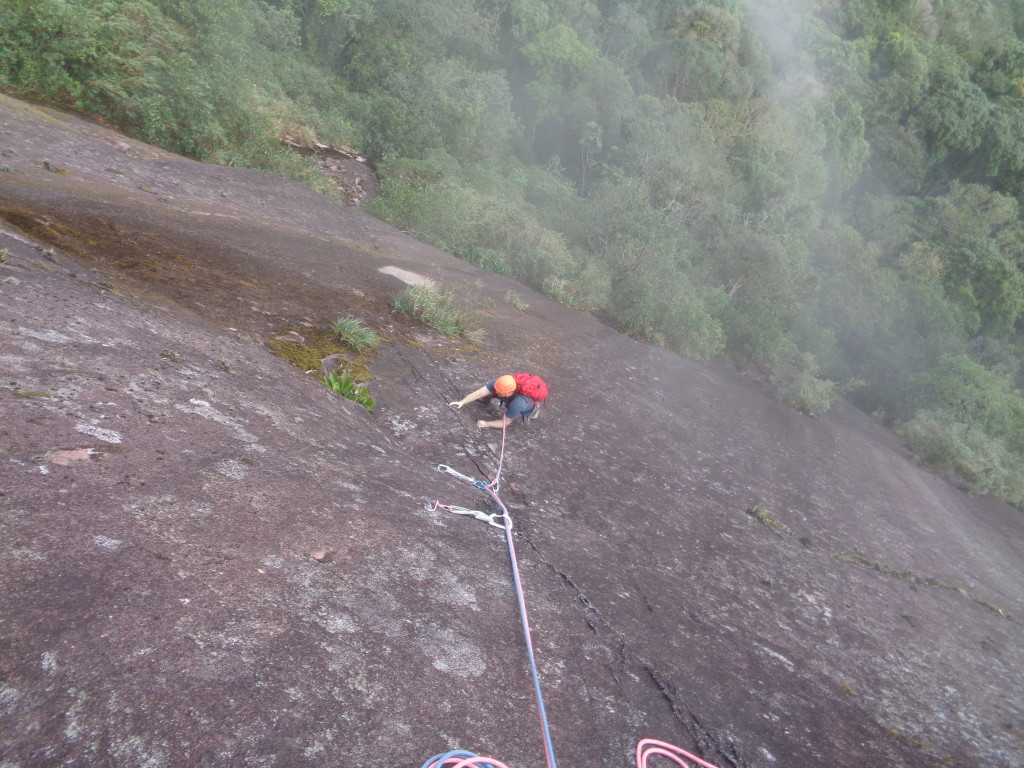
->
(1, 94, 1022, 768)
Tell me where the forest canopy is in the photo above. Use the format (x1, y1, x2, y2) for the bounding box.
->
(3, 0, 1024, 507)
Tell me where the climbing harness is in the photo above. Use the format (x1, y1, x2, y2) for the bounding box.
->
(520, 400, 541, 424)
(426, 412, 723, 768)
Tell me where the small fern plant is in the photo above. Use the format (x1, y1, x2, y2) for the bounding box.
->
(324, 370, 375, 413)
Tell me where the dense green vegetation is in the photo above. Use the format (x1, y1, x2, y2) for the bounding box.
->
(3, 0, 1024, 505)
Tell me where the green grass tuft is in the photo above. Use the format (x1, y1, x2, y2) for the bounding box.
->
(505, 289, 529, 311)
(331, 317, 380, 352)
(393, 283, 470, 338)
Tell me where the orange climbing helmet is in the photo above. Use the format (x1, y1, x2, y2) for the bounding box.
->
(494, 374, 517, 397)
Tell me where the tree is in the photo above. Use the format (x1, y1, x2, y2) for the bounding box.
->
(936, 182, 1018, 242)
(520, 24, 598, 123)
(867, 31, 929, 120)
(912, 45, 989, 157)
(815, 86, 870, 197)
(717, 230, 809, 369)
(0, 0, 178, 125)
(942, 241, 1024, 338)
(388, 60, 518, 160)
(913, 354, 1014, 433)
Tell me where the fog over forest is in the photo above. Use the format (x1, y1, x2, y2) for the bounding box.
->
(3, 0, 1024, 506)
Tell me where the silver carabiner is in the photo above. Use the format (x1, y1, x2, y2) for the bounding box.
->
(436, 464, 479, 486)
(430, 501, 508, 530)
(473, 510, 508, 530)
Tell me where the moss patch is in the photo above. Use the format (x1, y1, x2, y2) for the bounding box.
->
(834, 553, 1012, 619)
(15, 389, 54, 399)
(746, 503, 796, 536)
(267, 327, 373, 382)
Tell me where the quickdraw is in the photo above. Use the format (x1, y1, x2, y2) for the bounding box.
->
(436, 463, 500, 495)
(430, 406, 723, 768)
(425, 500, 509, 531)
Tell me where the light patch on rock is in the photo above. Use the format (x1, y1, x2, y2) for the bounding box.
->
(110, 734, 169, 768)
(755, 643, 795, 671)
(41, 651, 59, 672)
(18, 326, 73, 344)
(0, 684, 23, 714)
(378, 266, 435, 286)
(187, 502, 216, 519)
(799, 590, 833, 620)
(430, 578, 479, 611)
(0, 224, 35, 246)
(123, 495, 176, 522)
(175, 398, 258, 443)
(11, 548, 46, 561)
(75, 423, 123, 443)
(93, 535, 124, 550)
(216, 459, 250, 479)
(49, 448, 96, 465)
(318, 613, 358, 634)
(262, 554, 284, 569)
(0, 353, 30, 372)
(416, 629, 487, 678)
(126, 373, 172, 405)
(63, 689, 88, 741)
(304, 740, 328, 758)
(388, 417, 416, 437)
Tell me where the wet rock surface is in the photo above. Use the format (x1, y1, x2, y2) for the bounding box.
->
(1, 94, 1022, 768)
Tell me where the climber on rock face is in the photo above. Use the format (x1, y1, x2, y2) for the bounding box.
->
(448, 373, 549, 430)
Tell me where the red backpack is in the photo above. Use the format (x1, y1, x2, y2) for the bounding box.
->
(512, 373, 548, 403)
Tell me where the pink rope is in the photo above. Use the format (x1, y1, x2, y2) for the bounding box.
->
(481, 481, 557, 768)
(488, 413, 509, 489)
(636, 739, 723, 768)
(423, 757, 513, 768)
(436, 412, 725, 768)
(421, 738, 722, 768)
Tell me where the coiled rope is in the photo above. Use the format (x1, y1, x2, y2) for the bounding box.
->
(429, 418, 722, 768)
(421, 741, 720, 768)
